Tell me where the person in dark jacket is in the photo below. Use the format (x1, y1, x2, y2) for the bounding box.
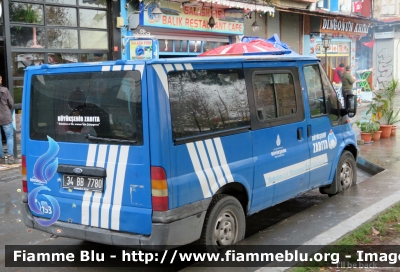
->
(333, 63, 345, 84)
(341, 65, 356, 104)
(0, 75, 14, 164)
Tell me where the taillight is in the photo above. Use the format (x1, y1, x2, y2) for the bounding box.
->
(22, 156, 27, 193)
(151, 166, 168, 211)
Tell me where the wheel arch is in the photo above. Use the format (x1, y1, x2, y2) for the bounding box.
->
(214, 182, 250, 216)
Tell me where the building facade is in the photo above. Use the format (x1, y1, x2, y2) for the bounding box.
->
(373, 0, 400, 89)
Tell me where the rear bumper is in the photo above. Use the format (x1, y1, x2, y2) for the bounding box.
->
(22, 201, 207, 251)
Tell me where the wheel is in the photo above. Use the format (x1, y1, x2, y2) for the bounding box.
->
(320, 151, 357, 195)
(199, 194, 245, 252)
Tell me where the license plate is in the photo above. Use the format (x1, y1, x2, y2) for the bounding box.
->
(62, 175, 104, 192)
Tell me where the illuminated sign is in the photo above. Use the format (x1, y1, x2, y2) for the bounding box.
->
(142, 2, 244, 35)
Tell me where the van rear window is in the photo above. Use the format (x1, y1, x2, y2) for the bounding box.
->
(29, 70, 143, 144)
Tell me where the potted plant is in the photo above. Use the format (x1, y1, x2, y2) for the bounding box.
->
(367, 92, 392, 138)
(385, 109, 400, 136)
(356, 120, 380, 143)
(383, 79, 400, 136)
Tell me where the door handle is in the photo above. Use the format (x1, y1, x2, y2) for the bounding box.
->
(307, 125, 311, 138)
(297, 128, 302, 140)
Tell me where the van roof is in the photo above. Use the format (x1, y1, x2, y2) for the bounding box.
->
(24, 54, 319, 71)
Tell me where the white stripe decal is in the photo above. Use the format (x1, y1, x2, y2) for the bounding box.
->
(101, 66, 111, 72)
(310, 153, 328, 170)
(123, 65, 134, 71)
(174, 64, 184, 70)
(214, 138, 234, 183)
(183, 63, 193, 70)
(81, 144, 97, 225)
(112, 65, 122, 71)
(100, 145, 118, 228)
(135, 65, 144, 79)
(90, 145, 108, 227)
(263, 154, 328, 187)
(186, 143, 212, 198)
(195, 141, 219, 194)
(110, 146, 129, 230)
(164, 64, 174, 72)
(153, 64, 169, 98)
(204, 139, 226, 187)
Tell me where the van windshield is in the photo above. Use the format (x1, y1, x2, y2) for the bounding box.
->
(29, 70, 143, 145)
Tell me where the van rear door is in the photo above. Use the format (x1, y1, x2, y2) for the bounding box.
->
(24, 63, 152, 235)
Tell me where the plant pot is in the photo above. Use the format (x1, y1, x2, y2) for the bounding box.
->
(380, 124, 393, 138)
(372, 131, 382, 141)
(391, 126, 397, 137)
(360, 132, 372, 143)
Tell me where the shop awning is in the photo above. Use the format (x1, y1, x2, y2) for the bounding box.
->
(274, 5, 381, 26)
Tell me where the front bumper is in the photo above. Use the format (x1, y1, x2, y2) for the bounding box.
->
(22, 202, 207, 251)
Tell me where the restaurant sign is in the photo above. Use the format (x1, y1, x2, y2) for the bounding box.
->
(320, 18, 369, 35)
(142, 2, 244, 35)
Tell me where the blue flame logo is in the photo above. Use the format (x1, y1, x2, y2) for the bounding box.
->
(28, 136, 61, 226)
(33, 136, 59, 184)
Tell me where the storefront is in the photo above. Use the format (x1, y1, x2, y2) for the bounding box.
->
(0, 0, 116, 107)
(307, 16, 372, 80)
(121, 0, 274, 59)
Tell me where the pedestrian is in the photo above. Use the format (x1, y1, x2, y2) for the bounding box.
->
(0, 75, 14, 164)
(341, 65, 356, 104)
(333, 63, 345, 84)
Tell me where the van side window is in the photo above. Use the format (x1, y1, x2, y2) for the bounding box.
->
(253, 73, 297, 121)
(319, 64, 340, 124)
(168, 69, 250, 141)
(304, 65, 340, 124)
(304, 65, 326, 116)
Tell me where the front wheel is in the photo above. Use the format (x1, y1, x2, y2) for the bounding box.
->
(199, 194, 245, 252)
(320, 151, 357, 195)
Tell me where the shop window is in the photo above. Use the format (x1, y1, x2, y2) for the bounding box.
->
(80, 30, 108, 49)
(78, 0, 106, 8)
(9, 3, 44, 25)
(203, 41, 214, 52)
(189, 41, 201, 53)
(12, 53, 44, 76)
(46, 0, 76, 5)
(13, 79, 23, 105)
(79, 9, 107, 29)
(174, 40, 188, 52)
(46, 6, 77, 27)
(11, 26, 45, 47)
(80, 53, 107, 62)
(48, 28, 78, 48)
(160, 39, 173, 52)
(48, 53, 78, 64)
(168, 69, 250, 141)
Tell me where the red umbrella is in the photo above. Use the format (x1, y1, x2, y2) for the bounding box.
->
(198, 41, 281, 56)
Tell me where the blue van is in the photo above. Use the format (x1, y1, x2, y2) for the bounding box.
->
(21, 55, 357, 251)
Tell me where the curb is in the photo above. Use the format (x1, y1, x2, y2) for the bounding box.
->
(356, 156, 385, 175)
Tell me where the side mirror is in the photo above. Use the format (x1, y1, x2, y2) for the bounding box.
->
(345, 94, 357, 118)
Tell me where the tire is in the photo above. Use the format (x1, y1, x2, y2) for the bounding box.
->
(320, 151, 357, 195)
(199, 194, 246, 252)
